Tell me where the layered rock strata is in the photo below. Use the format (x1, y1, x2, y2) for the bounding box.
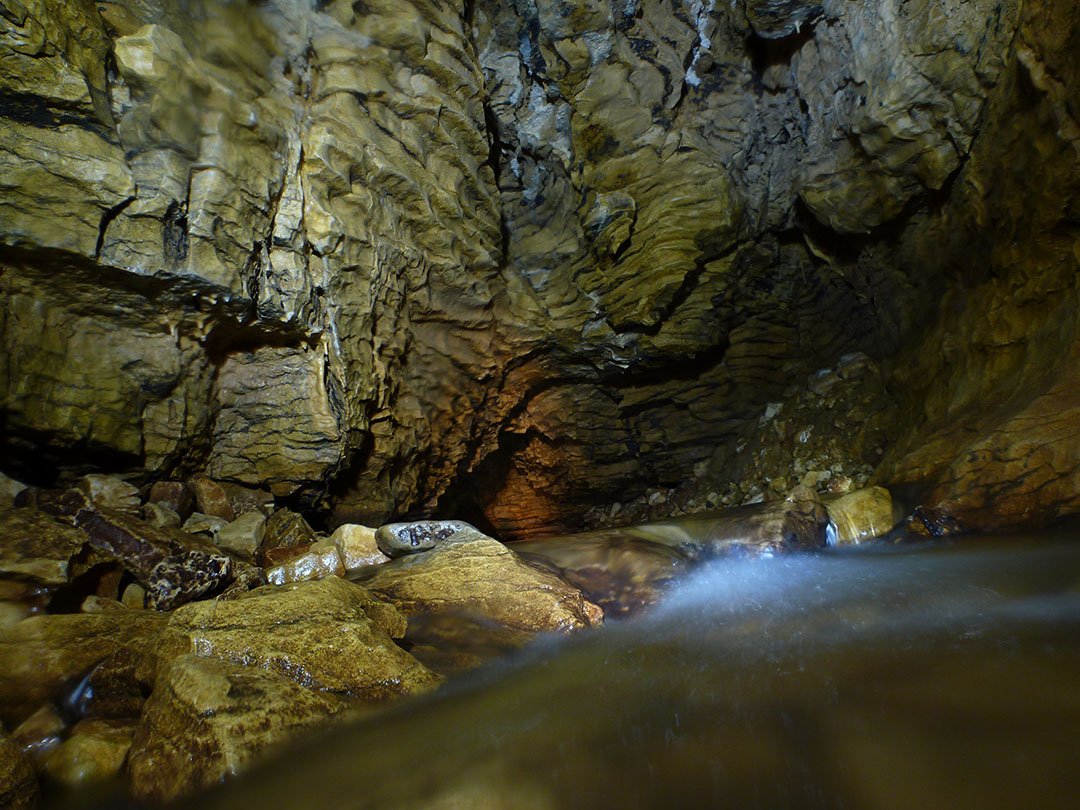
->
(2, 0, 1079, 537)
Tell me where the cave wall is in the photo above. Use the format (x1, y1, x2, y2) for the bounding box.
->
(2, 0, 1078, 537)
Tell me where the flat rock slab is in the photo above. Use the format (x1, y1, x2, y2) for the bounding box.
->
(128, 654, 358, 803)
(358, 526, 603, 633)
(162, 576, 440, 701)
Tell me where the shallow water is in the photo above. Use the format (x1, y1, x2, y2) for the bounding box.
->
(182, 535, 1080, 809)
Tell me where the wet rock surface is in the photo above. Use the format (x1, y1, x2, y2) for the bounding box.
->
(358, 524, 604, 633)
(0, 730, 38, 810)
(128, 654, 356, 803)
(162, 577, 440, 701)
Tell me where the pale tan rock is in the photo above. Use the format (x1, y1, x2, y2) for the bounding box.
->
(162, 577, 440, 700)
(128, 654, 357, 803)
(121, 583, 146, 610)
(330, 524, 390, 571)
(41, 718, 133, 787)
(216, 512, 266, 560)
(181, 512, 228, 538)
(142, 501, 182, 529)
(360, 526, 603, 634)
(76, 475, 141, 513)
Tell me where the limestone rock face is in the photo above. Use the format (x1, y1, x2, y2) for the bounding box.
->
(2, 0, 1079, 536)
(128, 654, 355, 803)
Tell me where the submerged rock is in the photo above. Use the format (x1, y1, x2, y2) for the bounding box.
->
(0, 731, 38, 810)
(0, 610, 167, 727)
(40, 717, 133, 788)
(128, 654, 357, 803)
(358, 525, 603, 633)
(162, 576, 440, 701)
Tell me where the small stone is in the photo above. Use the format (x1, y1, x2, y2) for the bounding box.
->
(265, 539, 344, 585)
(146, 551, 233, 611)
(80, 595, 127, 613)
(216, 512, 266, 560)
(259, 509, 317, 558)
(142, 501, 182, 529)
(41, 718, 133, 787)
(77, 475, 142, 513)
(10, 703, 65, 764)
(121, 583, 146, 609)
(330, 524, 390, 571)
(181, 512, 228, 538)
(148, 481, 194, 520)
(185, 475, 235, 522)
(375, 520, 469, 558)
(0, 731, 38, 810)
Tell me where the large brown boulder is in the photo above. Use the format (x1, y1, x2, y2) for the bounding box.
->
(359, 525, 603, 633)
(161, 577, 440, 701)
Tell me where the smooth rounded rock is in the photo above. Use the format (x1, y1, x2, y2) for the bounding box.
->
(41, 718, 133, 787)
(375, 520, 471, 558)
(330, 524, 390, 571)
(825, 487, 899, 546)
(186, 476, 235, 522)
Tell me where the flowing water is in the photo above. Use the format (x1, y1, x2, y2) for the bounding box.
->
(179, 534, 1080, 809)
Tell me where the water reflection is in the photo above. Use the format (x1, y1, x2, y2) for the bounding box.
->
(188, 536, 1080, 810)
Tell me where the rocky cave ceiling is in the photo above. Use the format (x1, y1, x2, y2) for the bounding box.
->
(1, 0, 1079, 539)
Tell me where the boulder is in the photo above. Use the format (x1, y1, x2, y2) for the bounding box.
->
(359, 525, 603, 633)
(0, 473, 27, 512)
(76, 475, 141, 514)
(142, 501, 182, 529)
(162, 577, 441, 701)
(128, 654, 357, 803)
(258, 509, 317, 561)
